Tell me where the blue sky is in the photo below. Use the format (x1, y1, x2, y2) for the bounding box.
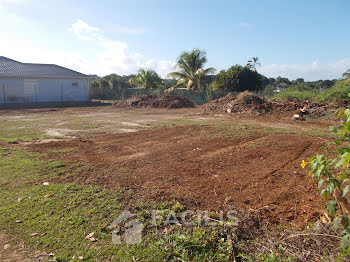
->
(0, 0, 349, 80)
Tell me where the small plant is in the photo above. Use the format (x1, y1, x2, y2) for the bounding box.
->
(155, 227, 232, 261)
(304, 108, 350, 252)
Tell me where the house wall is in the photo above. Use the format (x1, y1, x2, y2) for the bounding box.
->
(0, 78, 89, 103)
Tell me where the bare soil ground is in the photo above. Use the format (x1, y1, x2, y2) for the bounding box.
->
(0, 233, 30, 262)
(6, 106, 338, 229)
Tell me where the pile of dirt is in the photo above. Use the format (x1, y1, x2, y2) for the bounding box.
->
(115, 94, 195, 109)
(201, 93, 236, 112)
(229, 91, 271, 114)
(203, 91, 271, 114)
(203, 91, 332, 117)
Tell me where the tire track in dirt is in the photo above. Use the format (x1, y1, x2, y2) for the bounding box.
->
(263, 141, 313, 179)
(194, 135, 268, 160)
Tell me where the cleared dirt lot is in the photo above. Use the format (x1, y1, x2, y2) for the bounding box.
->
(2, 106, 335, 229)
(29, 125, 326, 228)
(1, 105, 346, 261)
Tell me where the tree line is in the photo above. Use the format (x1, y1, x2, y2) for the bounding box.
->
(89, 48, 349, 99)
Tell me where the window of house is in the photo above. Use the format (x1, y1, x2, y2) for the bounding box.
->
(72, 82, 78, 87)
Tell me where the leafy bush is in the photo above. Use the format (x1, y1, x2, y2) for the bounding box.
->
(272, 87, 316, 101)
(316, 79, 350, 102)
(212, 65, 263, 92)
(305, 108, 350, 252)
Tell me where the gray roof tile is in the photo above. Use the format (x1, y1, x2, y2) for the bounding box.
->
(0, 56, 89, 78)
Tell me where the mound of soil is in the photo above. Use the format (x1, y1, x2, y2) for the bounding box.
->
(203, 91, 332, 117)
(201, 93, 236, 112)
(230, 91, 271, 114)
(115, 94, 195, 109)
(203, 91, 271, 114)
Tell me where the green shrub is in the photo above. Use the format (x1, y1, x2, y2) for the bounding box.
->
(272, 87, 316, 101)
(316, 79, 350, 102)
(304, 108, 350, 253)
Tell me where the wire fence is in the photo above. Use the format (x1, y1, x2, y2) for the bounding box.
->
(94, 88, 236, 105)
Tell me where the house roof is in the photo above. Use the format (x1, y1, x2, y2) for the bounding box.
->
(0, 56, 90, 78)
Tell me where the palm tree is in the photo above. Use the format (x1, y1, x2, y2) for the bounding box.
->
(343, 69, 350, 79)
(129, 69, 163, 89)
(247, 57, 261, 71)
(167, 49, 216, 90)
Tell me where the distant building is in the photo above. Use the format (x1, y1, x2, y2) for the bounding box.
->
(0, 56, 90, 104)
(274, 83, 286, 93)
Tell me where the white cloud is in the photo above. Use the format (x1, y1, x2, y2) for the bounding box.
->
(67, 19, 175, 76)
(70, 19, 102, 41)
(1, 16, 174, 77)
(259, 58, 350, 81)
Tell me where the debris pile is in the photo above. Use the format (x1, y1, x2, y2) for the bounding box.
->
(270, 100, 329, 119)
(201, 93, 236, 112)
(115, 94, 195, 109)
(203, 91, 271, 114)
(228, 91, 271, 114)
(203, 91, 330, 118)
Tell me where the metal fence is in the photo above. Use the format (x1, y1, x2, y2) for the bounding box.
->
(100, 88, 235, 105)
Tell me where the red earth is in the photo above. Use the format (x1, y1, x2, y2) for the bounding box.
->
(25, 116, 330, 229)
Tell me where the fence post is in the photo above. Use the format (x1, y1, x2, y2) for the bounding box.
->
(84, 84, 87, 102)
(61, 83, 64, 105)
(2, 83, 5, 104)
(34, 83, 38, 104)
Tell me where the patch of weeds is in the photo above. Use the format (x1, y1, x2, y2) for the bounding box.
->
(7, 138, 19, 144)
(0, 148, 163, 261)
(0, 119, 52, 143)
(0, 183, 128, 261)
(48, 148, 76, 155)
(61, 116, 98, 130)
(0, 149, 48, 187)
(154, 227, 232, 262)
(0, 147, 10, 157)
(47, 160, 65, 169)
(135, 200, 186, 227)
(259, 125, 334, 138)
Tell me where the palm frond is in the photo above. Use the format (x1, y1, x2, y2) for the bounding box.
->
(203, 67, 216, 75)
(166, 72, 188, 80)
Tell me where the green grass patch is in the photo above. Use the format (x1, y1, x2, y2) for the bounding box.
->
(61, 116, 98, 130)
(0, 148, 161, 261)
(272, 88, 316, 101)
(271, 79, 350, 102)
(0, 119, 52, 143)
(0, 149, 61, 187)
(206, 122, 333, 139)
(48, 148, 76, 155)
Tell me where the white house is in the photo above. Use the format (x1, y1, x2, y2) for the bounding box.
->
(0, 56, 90, 104)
